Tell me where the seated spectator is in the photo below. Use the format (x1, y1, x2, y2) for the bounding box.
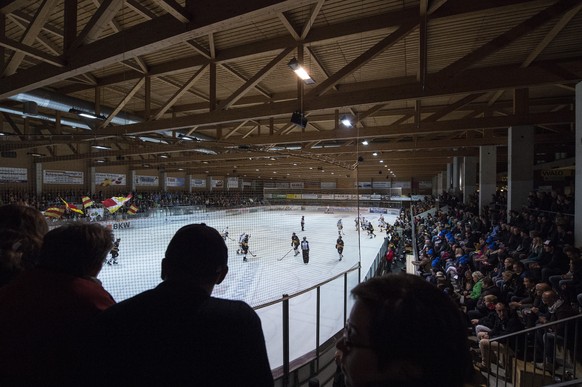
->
(470, 294, 498, 336)
(499, 270, 517, 304)
(85, 223, 273, 387)
(336, 274, 473, 387)
(476, 302, 524, 373)
(0, 223, 115, 385)
(462, 271, 485, 310)
(509, 275, 536, 305)
(534, 290, 577, 369)
(0, 204, 48, 286)
(549, 246, 580, 293)
(539, 240, 569, 283)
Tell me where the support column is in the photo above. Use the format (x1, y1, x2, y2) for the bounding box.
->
(576, 82, 582, 247)
(161, 172, 167, 191)
(130, 170, 136, 192)
(463, 157, 477, 204)
(432, 175, 438, 196)
(508, 125, 534, 221)
(479, 146, 497, 216)
(437, 172, 443, 195)
(441, 171, 447, 195)
(446, 163, 453, 192)
(35, 163, 43, 198)
(452, 156, 460, 193)
(88, 166, 96, 195)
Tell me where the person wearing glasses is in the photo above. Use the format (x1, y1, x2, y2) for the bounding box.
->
(335, 274, 473, 387)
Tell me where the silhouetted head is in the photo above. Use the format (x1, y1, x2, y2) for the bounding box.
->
(162, 223, 228, 286)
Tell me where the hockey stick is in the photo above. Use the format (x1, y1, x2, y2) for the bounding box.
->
(249, 250, 257, 257)
(226, 236, 236, 241)
(278, 248, 294, 261)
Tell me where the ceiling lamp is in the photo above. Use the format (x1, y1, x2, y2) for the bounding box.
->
(340, 115, 353, 127)
(288, 58, 315, 85)
(91, 144, 111, 150)
(361, 140, 369, 145)
(69, 108, 104, 120)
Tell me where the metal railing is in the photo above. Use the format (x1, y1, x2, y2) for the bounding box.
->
(481, 313, 582, 386)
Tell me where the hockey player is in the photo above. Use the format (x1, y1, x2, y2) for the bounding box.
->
(237, 232, 248, 254)
(354, 216, 360, 231)
(367, 223, 376, 238)
(241, 234, 250, 262)
(378, 214, 386, 232)
(291, 232, 300, 256)
(337, 219, 344, 236)
(108, 238, 121, 265)
(221, 227, 229, 241)
(301, 216, 305, 231)
(336, 235, 344, 261)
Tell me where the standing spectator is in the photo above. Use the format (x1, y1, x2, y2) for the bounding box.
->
(0, 223, 115, 385)
(85, 223, 273, 387)
(0, 204, 48, 286)
(335, 274, 472, 387)
(301, 236, 310, 264)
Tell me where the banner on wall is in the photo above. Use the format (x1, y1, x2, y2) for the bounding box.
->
(392, 181, 411, 189)
(418, 180, 433, 189)
(43, 170, 84, 185)
(190, 178, 206, 188)
(357, 181, 372, 188)
(372, 181, 390, 189)
(290, 182, 304, 189)
(211, 178, 223, 188)
(275, 182, 289, 189)
(0, 167, 27, 183)
(320, 181, 336, 189)
(135, 175, 159, 187)
(166, 177, 185, 187)
(227, 177, 239, 189)
(96, 172, 126, 187)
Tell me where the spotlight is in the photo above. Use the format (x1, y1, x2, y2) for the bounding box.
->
(361, 140, 369, 145)
(340, 115, 353, 127)
(290, 111, 308, 128)
(288, 58, 315, 85)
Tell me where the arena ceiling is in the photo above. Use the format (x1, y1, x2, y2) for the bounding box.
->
(0, 0, 580, 183)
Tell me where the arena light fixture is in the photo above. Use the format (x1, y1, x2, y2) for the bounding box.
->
(361, 140, 369, 145)
(69, 108, 104, 120)
(340, 115, 353, 127)
(91, 144, 111, 150)
(288, 58, 315, 85)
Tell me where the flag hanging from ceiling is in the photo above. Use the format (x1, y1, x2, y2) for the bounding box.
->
(101, 194, 132, 214)
(44, 207, 65, 219)
(127, 204, 139, 215)
(82, 196, 95, 208)
(60, 198, 84, 215)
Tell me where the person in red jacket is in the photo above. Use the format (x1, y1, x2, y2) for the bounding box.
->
(0, 223, 115, 385)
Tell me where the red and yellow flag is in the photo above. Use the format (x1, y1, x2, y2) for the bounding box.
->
(82, 196, 95, 208)
(60, 198, 84, 215)
(44, 207, 65, 219)
(127, 204, 139, 215)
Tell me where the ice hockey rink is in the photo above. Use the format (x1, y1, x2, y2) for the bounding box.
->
(97, 207, 396, 370)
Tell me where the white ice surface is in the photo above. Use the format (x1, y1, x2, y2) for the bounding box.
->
(98, 209, 395, 370)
